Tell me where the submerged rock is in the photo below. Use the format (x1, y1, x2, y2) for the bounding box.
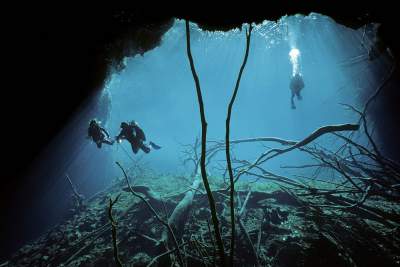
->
(3, 175, 400, 266)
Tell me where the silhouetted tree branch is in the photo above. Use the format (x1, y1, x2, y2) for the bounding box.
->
(185, 19, 226, 266)
(225, 24, 252, 266)
(234, 123, 360, 183)
(108, 194, 123, 267)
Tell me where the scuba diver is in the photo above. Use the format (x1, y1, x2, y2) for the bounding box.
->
(116, 121, 161, 154)
(290, 73, 305, 109)
(87, 119, 114, 148)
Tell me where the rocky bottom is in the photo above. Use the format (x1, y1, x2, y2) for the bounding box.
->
(2, 174, 400, 267)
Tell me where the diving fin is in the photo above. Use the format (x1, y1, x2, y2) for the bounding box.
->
(149, 141, 162, 150)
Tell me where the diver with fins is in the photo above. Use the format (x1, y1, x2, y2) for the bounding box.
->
(116, 121, 161, 154)
(87, 119, 161, 154)
(87, 119, 114, 148)
(290, 73, 305, 109)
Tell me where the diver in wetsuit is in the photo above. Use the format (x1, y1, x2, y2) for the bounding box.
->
(290, 73, 305, 109)
(87, 119, 114, 148)
(116, 121, 161, 154)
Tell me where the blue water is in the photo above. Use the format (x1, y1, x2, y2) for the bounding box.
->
(100, 16, 364, 178)
(20, 14, 394, 250)
(66, 15, 390, 192)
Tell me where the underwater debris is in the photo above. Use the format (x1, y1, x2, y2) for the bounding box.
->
(65, 174, 86, 213)
(1, 114, 398, 267)
(5, 172, 400, 266)
(108, 194, 123, 267)
(116, 161, 184, 267)
(221, 123, 360, 184)
(237, 189, 260, 266)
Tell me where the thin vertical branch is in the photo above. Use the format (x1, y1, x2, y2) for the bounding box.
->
(65, 173, 80, 198)
(207, 220, 217, 267)
(108, 194, 123, 267)
(225, 24, 253, 266)
(237, 190, 260, 266)
(185, 20, 226, 266)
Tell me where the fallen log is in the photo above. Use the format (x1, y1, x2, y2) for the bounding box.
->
(162, 168, 201, 243)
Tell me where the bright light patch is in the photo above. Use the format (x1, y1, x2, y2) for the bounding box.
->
(289, 48, 301, 76)
(289, 48, 300, 59)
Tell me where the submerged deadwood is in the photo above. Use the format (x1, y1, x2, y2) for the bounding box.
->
(162, 168, 201, 242)
(237, 190, 260, 266)
(108, 194, 123, 267)
(225, 24, 253, 266)
(234, 123, 360, 183)
(115, 161, 184, 267)
(185, 19, 226, 266)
